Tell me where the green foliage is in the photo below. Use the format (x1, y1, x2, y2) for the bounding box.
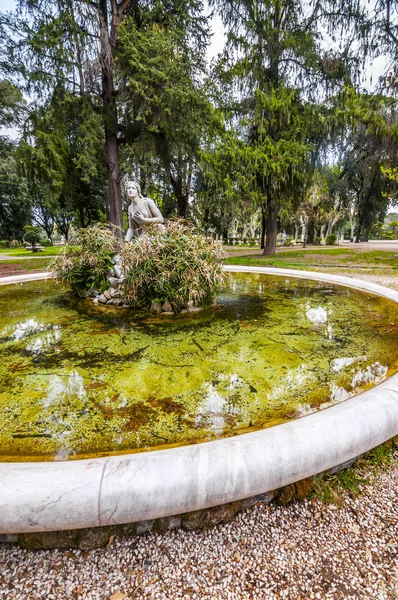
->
(1, 258, 52, 270)
(117, 14, 217, 219)
(16, 90, 106, 235)
(121, 220, 226, 312)
(0, 151, 31, 241)
(23, 225, 43, 246)
(325, 233, 337, 245)
(312, 439, 397, 506)
(51, 226, 122, 297)
(0, 79, 24, 128)
(313, 236, 321, 245)
(0, 245, 62, 256)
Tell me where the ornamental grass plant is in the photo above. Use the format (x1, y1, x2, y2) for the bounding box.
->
(50, 226, 122, 297)
(120, 220, 227, 311)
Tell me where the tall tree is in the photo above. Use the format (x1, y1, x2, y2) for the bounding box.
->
(0, 79, 29, 241)
(209, 0, 333, 255)
(16, 89, 107, 240)
(116, 6, 213, 217)
(336, 93, 398, 241)
(1, 0, 210, 236)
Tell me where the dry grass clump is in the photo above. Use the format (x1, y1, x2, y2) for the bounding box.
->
(50, 226, 122, 297)
(121, 220, 226, 311)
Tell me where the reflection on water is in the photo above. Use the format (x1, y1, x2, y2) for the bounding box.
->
(1, 274, 398, 462)
(305, 305, 328, 325)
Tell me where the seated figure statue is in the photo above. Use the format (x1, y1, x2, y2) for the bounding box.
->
(125, 180, 164, 241)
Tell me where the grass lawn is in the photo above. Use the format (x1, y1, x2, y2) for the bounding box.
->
(0, 246, 63, 257)
(225, 248, 398, 271)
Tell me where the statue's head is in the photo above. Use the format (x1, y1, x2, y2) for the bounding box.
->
(125, 180, 142, 199)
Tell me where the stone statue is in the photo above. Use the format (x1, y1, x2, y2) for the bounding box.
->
(125, 180, 164, 241)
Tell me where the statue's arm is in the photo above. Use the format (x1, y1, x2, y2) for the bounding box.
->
(138, 199, 164, 224)
(125, 208, 136, 241)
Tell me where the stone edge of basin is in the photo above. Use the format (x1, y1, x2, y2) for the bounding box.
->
(0, 267, 397, 535)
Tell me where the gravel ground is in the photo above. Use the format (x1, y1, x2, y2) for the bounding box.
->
(0, 460, 397, 600)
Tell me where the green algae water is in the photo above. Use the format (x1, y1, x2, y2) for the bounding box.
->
(1, 273, 398, 462)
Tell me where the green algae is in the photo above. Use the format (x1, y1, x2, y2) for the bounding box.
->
(1, 273, 398, 462)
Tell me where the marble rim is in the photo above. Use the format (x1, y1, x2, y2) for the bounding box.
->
(0, 267, 397, 534)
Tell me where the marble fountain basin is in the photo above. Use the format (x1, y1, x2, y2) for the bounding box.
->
(0, 266, 397, 535)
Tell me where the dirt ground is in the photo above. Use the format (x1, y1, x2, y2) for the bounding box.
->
(0, 263, 47, 277)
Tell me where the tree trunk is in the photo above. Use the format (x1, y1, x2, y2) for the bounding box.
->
(350, 221, 355, 242)
(307, 221, 315, 244)
(263, 201, 278, 256)
(99, 0, 123, 238)
(355, 215, 362, 243)
(326, 212, 334, 236)
(261, 206, 266, 249)
(105, 127, 123, 236)
(170, 176, 188, 218)
(294, 222, 299, 243)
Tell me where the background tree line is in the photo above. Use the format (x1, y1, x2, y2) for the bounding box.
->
(0, 0, 398, 254)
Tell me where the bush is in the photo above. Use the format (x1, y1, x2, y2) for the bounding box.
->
(51, 226, 122, 297)
(313, 236, 321, 245)
(23, 225, 44, 247)
(43, 238, 52, 246)
(0, 240, 9, 248)
(325, 233, 337, 245)
(381, 231, 394, 240)
(121, 220, 227, 311)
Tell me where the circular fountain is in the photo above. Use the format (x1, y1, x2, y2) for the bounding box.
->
(0, 267, 397, 540)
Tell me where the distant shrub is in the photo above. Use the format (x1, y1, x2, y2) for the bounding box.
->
(325, 233, 337, 245)
(23, 225, 44, 247)
(0, 240, 9, 248)
(43, 239, 52, 246)
(51, 225, 122, 297)
(282, 237, 293, 246)
(121, 220, 227, 312)
(313, 236, 321, 245)
(382, 231, 394, 240)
